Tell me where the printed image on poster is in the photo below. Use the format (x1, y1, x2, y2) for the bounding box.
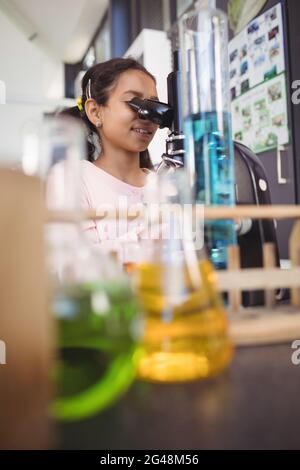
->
(229, 3, 285, 100)
(231, 73, 289, 154)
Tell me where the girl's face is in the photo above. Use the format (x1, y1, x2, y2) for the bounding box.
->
(99, 70, 159, 153)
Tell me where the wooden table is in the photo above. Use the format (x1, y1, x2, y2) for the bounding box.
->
(59, 344, 300, 450)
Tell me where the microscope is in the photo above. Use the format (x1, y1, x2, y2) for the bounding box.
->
(126, 52, 185, 172)
(126, 51, 284, 306)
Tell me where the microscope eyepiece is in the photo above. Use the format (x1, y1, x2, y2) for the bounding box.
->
(126, 97, 174, 129)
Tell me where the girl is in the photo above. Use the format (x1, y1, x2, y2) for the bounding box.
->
(63, 58, 160, 256)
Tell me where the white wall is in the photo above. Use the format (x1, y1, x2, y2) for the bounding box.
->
(0, 10, 69, 166)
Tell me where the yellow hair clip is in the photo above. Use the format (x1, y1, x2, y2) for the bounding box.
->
(76, 96, 83, 112)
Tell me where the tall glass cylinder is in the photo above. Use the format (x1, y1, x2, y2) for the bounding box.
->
(179, 1, 237, 269)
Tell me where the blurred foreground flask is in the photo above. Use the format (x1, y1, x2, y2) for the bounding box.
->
(38, 117, 141, 421)
(134, 170, 233, 383)
(179, 0, 237, 269)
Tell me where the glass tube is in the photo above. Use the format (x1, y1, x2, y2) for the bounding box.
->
(179, 2, 237, 269)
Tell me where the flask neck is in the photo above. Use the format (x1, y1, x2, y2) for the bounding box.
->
(195, 0, 216, 9)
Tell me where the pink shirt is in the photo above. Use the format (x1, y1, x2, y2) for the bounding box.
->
(81, 160, 147, 259)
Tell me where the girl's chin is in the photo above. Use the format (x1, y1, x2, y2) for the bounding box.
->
(139, 145, 149, 152)
(127, 145, 149, 153)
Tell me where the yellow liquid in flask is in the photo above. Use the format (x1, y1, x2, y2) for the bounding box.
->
(135, 259, 233, 383)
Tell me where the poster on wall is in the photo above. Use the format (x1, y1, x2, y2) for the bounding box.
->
(229, 2, 285, 99)
(228, 2, 289, 153)
(231, 73, 289, 154)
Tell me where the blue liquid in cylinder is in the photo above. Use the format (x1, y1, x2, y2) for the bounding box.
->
(184, 111, 237, 269)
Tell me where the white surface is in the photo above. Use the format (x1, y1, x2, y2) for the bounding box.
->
(0, 0, 108, 63)
(124, 29, 172, 165)
(0, 10, 73, 166)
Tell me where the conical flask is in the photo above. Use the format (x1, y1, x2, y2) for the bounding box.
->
(133, 169, 233, 383)
(179, 0, 237, 269)
(28, 116, 142, 421)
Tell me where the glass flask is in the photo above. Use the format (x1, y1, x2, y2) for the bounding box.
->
(33, 116, 142, 421)
(133, 169, 233, 383)
(179, 0, 237, 269)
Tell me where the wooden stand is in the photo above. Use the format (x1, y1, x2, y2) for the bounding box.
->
(47, 205, 300, 347)
(0, 170, 53, 449)
(290, 220, 300, 307)
(227, 245, 242, 313)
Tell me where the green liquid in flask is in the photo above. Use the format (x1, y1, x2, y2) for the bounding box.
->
(51, 280, 141, 421)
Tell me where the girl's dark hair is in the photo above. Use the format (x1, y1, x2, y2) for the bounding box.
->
(61, 57, 156, 170)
